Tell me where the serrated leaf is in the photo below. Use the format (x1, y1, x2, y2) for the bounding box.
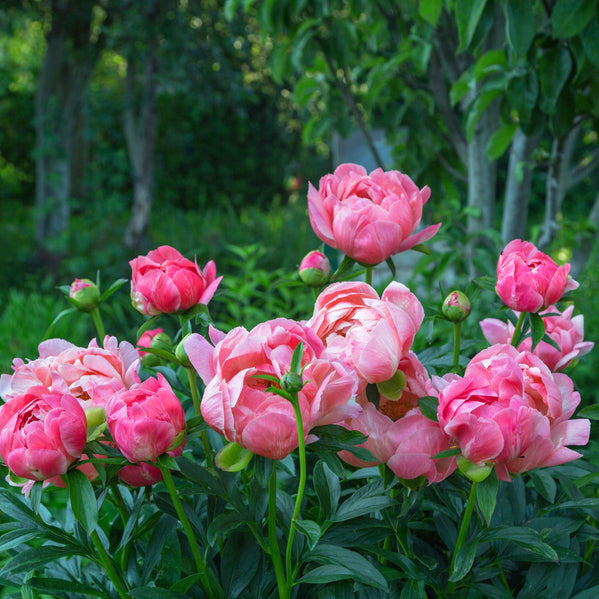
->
(418, 396, 439, 422)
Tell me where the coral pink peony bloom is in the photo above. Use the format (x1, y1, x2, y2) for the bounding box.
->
(130, 245, 222, 316)
(0, 336, 140, 408)
(106, 374, 186, 464)
(307, 163, 440, 265)
(184, 318, 360, 461)
(0, 386, 87, 481)
(340, 353, 456, 483)
(496, 240, 578, 313)
(437, 344, 590, 481)
(117, 444, 184, 487)
(307, 281, 424, 388)
(480, 306, 594, 372)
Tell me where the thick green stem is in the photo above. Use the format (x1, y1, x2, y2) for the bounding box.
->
(365, 266, 373, 286)
(452, 321, 462, 371)
(90, 529, 130, 599)
(158, 462, 221, 599)
(285, 397, 307, 589)
(510, 312, 527, 347)
(184, 367, 213, 468)
(90, 307, 105, 345)
(449, 481, 478, 584)
(185, 367, 202, 417)
(269, 464, 290, 599)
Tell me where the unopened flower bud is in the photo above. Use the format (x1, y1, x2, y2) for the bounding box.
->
(175, 335, 192, 367)
(69, 278, 100, 310)
(280, 372, 304, 394)
(299, 250, 331, 287)
(442, 290, 471, 322)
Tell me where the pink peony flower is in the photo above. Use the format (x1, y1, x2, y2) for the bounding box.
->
(0, 336, 140, 408)
(0, 386, 87, 481)
(437, 344, 590, 481)
(480, 306, 594, 372)
(496, 240, 578, 313)
(307, 281, 424, 388)
(117, 444, 184, 487)
(130, 245, 222, 316)
(184, 318, 360, 461)
(106, 374, 186, 464)
(340, 353, 456, 483)
(307, 163, 440, 265)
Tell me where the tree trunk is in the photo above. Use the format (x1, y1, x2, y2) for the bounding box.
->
(501, 129, 539, 244)
(123, 48, 158, 250)
(537, 127, 579, 250)
(34, 0, 99, 252)
(570, 190, 599, 279)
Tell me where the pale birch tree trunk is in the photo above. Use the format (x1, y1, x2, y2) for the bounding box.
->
(34, 0, 103, 254)
(501, 129, 539, 244)
(123, 48, 158, 250)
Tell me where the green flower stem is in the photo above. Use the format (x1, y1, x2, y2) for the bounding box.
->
(285, 395, 307, 589)
(449, 481, 478, 586)
(184, 367, 213, 469)
(185, 367, 202, 417)
(268, 464, 289, 599)
(452, 321, 462, 371)
(90, 307, 106, 345)
(89, 529, 130, 599)
(365, 266, 373, 286)
(158, 462, 221, 599)
(510, 311, 527, 347)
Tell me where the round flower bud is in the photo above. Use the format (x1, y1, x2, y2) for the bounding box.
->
(299, 250, 331, 287)
(442, 290, 471, 323)
(69, 278, 100, 310)
(280, 372, 304, 394)
(175, 335, 192, 367)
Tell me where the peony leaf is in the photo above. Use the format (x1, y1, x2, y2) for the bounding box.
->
(63, 469, 98, 534)
(418, 396, 439, 422)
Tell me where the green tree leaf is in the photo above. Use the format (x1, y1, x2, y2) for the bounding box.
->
(552, 0, 595, 39)
(486, 121, 518, 159)
(505, 0, 536, 55)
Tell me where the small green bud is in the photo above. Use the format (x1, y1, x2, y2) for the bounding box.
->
(442, 290, 471, 322)
(175, 335, 192, 367)
(280, 372, 304, 393)
(69, 278, 100, 310)
(299, 250, 331, 287)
